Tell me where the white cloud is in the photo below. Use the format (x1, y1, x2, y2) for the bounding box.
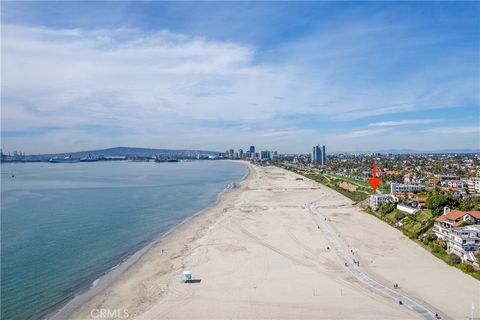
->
(1, 25, 271, 129)
(368, 119, 439, 127)
(1, 23, 478, 153)
(333, 128, 389, 140)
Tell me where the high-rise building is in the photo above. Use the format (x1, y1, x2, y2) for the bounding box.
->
(312, 145, 326, 166)
(238, 149, 244, 159)
(260, 150, 271, 161)
(249, 146, 255, 159)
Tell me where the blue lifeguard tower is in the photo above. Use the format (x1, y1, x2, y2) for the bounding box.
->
(182, 271, 192, 283)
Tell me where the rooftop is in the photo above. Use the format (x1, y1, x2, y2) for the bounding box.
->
(436, 210, 480, 225)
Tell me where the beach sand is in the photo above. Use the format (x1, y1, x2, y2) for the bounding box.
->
(69, 164, 479, 320)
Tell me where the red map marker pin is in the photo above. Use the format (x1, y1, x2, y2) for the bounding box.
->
(368, 162, 381, 193)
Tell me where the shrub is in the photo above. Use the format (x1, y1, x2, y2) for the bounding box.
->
(458, 196, 480, 211)
(448, 253, 461, 265)
(465, 264, 474, 272)
(441, 241, 447, 250)
(432, 243, 446, 255)
(378, 202, 397, 216)
(394, 211, 406, 221)
(425, 195, 459, 215)
(425, 233, 437, 242)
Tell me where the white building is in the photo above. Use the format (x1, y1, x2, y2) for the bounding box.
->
(390, 183, 425, 193)
(448, 225, 480, 265)
(370, 194, 393, 211)
(441, 180, 465, 188)
(433, 208, 480, 240)
(397, 204, 418, 215)
(466, 178, 480, 193)
(405, 174, 425, 184)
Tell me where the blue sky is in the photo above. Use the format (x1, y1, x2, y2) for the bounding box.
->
(1, 1, 479, 153)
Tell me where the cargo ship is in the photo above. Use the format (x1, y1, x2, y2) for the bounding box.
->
(80, 154, 99, 162)
(154, 156, 179, 163)
(49, 156, 79, 163)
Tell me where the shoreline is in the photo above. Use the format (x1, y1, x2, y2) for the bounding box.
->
(47, 161, 250, 320)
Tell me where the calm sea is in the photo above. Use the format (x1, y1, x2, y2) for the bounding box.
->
(1, 160, 247, 320)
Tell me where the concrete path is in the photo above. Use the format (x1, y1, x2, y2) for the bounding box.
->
(305, 201, 438, 320)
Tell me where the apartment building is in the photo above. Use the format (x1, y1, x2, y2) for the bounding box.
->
(441, 180, 465, 189)
(466, 177, 480, 193)
(390, 182, 425, 193)
(433, 208, 480, 240)
(448, 225, 480, 265)
(370, 194, 393, 211)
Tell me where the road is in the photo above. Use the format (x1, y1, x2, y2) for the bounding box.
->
(304, 201, 439, 320)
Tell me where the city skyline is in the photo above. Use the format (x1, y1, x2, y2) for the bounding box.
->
(1, 2, 479, 154)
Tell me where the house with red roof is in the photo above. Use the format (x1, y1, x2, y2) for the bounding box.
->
(433, 208, 480, 240)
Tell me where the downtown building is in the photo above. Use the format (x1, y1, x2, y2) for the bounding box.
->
(249, 146, 256, 159)
(311, 145, 326, 166)
(260, 150, 272, 161)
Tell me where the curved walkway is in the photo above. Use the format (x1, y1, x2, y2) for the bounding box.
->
(304, 201, 438, 320)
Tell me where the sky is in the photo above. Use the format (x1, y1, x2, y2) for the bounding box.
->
(1, 1, 479, 154)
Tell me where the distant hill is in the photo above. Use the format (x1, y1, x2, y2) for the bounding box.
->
(22, 146, 222, 161)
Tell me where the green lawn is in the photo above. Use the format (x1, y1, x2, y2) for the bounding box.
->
(327, 173, 369, 187)
(328, 173, 391, 194)
(402, 215, 424, 234)
(378, 181, 391, 194)
(415, 209, 433, 222)
(385, 211, 398, 224)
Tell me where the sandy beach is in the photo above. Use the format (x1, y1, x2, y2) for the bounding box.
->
(68, 163, 479, 320)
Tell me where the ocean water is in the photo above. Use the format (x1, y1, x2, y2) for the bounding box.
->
(1, 160, 247, 320)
